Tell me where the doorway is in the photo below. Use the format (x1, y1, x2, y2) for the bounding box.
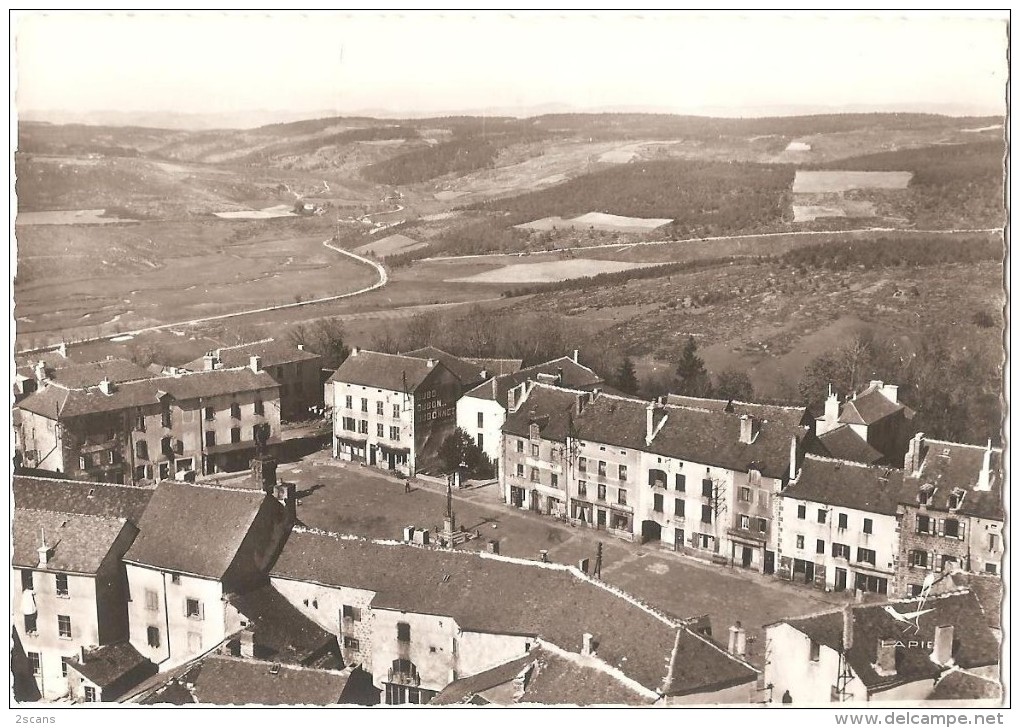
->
(596, 509, 607, 529)
(741, 546, 753, 569)
(640, 520, 662, 544)
(835, 567, 847, 592)
(764, 550, 775, 575)
(369, 446, 377, 467)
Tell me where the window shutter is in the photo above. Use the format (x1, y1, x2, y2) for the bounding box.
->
(936, 519, 944, 537)
(907, 550, 915, 566)
(183, 599, 189, 618)
(199, 602, 205, 620)
(959, 522, 967, 541)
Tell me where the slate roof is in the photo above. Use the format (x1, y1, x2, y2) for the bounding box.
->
(271, 531, 757, 696)
(465, 358, 524, 376)
(502, 384, 584, 442)
(814, 426, 885, 465)
(901, 440, 1003, 521)
(13, 475, 155, 525)
(327, 350, 445, 392)
(183, 339, 321, 371)
(13, 509, 133, 575)
(666, 395, 813, 425)
(69, 642, 155, 688)
(463, 356, 603, 404)
(17, 368, 280, 419)
(403, 346, 487, 386)
(431, 645, 654, 706)
(25, 358, 158, 389)
(226, 584, 338, 665)
(928, 669, 1003, 702)
(779, 591, 1000, 693)
(840, 383, 914, 426)
(783, 455, 903, 516)
(574, 395, 807, 480)
(123, 483, 269, 579)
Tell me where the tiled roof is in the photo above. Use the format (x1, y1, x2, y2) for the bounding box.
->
(183, 339, 321, 371)
(271, 531, 756, 695)
(13, 476, 154, 525)
(124, 483, 271, 579)
(16, 367, 280, 419)
(465, 358, 524, 376)
(783, 455, 902, 516)
(814, 426, 885, 465)
(901, 440, 1003, 521)
(781, 591, 1000, 692)
(69, 642, 155, 688)
(840, 384, 912, 426)
(432, 645, 655, 706)
(502, 384, 584, 442)
(403, 346, 487, 386)
(226, 585, 337, 665)
(928, 669, 1003, 702)
(574, 395, 806, 480)
(327, 350, 444, 392)
(13, 509, 133, 574)
(463, 357, 602, 403)
(30, 358, 158, 389)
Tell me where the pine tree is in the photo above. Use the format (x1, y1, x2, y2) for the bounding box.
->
(615, 357, 639, 395)
(675, 336, 712, 397)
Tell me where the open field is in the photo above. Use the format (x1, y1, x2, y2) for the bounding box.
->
(449, 258, 653, 283)
(516, 211, 673, 233)
(213, 204, 296, 219)
(353, 233, 428, 258)
(16, 209, 139, 225)
(792, 170, 913, 193)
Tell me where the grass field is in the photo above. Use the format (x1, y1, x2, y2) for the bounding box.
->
(792, 170, 913, 193)
(353, 233, 428, 258)
(449, 258, 653, 283)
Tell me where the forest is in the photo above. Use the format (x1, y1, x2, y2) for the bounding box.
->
(775, 234, 1002, 271)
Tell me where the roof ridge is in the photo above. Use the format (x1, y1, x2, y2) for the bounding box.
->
(924, 438, 999, 452)
(15, 507, 127, 524)
(536, 638, 660, 702)
(209, 652, 349, 676)
(801, 452, 903, 472)
(216, 337, 277, 351)
(773, 588, 975, 628)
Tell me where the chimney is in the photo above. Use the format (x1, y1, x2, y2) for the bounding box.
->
(557, 367, 564, 384)
(789, 436, 799, 480)
(581, 633, 596, 656)
(646, 402, 655, 443)
(37, 529, 50, 567)
(575, 392, 589, 417)
(975, 440, 993, 491)
(34, 361, 48, 384)
(735, 624, 747, 656)
(572, 349, 579, 363)
(202, 352, 218, 371)
(252, 455, 278, 493)
(479, 369, 487, 380)
(881, 383, 899, 403)
(931, 625, 954, 666)
(296, 344, 305, 351)
(904, 432, 925, 473)
(274, 482, 297, 522)
(728, 622, 741, 654)
(491, 377, 498, 399)
(351, 347, 360, 357)
(239, 626, 255, 659)
(426, 358, 436, 368)
(80, 645, 88, 664)
(869, 379, 883, 392)
(99, 377, 115, 395)
(249, 355, 262, 373)
(874, 640, 897, 676)
(739, 414, 758, 444)
(57, 342, 68, 358)
(487, 539, 500, 555)
(842, 604, 854, 650)
(819, 385, 840, 435)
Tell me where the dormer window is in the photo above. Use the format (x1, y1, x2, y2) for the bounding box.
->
(918, 485, 936, 506)
(529, 423, 540, 440)
(948, 488, 966, 510)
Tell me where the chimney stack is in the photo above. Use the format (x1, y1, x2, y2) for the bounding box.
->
(581, 633, 595, 656)
(646, 402, 655, 443)
(975, 440, 993, 492)
(202, 352, 218, 371)
(572, 349, 579, 363)
(57, 342, 68, 358)
(905, 432, 926, 474)
(931, 625, 955, 666)
(426, 358, 436, 368)
(734, 623, 747, 656)
(842, 604, 854, 650)
(297, 344, 305, 351)
(99, 377, 115, 395)
(875, 640, 897, 676)
(789, 436, 799, 481)
(351, 347, 360, 357)
(80, 645, 88, 664)
(274, 482, 297, 523)
(249, 355, 262, 373)
(739, 415, 758, 444)
(34, 361, 48, 384)
(728, 622, 742, 654)
(881, 383, 899, 403)
(557, 367, 564, 384)
(37, 529, 50, 567)
(240, 626, 255, 659)
(818, 385, 840, 436)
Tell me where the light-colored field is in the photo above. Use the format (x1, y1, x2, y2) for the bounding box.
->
(214, 204, 297, 219)
(516, 211, 672, 233)
(793, 170, 913, 193)
(354, 233, 428, 258)
(16, 209, 137, 225)
(785, 141, 811, 152)
(792, 200, 877, 222)
(449, 258, 653, 283)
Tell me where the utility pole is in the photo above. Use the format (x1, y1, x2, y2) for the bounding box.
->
(593, 542, 603, 579)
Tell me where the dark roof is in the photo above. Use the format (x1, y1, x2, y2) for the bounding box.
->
(17, 368, 280, 419)
(840, 383, 912, 426)
(464, 358, 524, 376)
(14, 509, 133, 574)
(901, 440, 1003, 520)
(183, 339, 321, 371)
(124, 483, 270, 578)
(502, 384, 583, 442)
(327, 350, 445, 391)
(226, 584, 337, 665)
(814, 426, 885, 465)
(928, 669, 1003, 701)
(783, 455, 903, 516)
(271, 531, 756, 695)
(574, 395, 806, 480)
(463, 356, 602, 403)
(13, 476, 154, 524)
(402, 346, 487, 386)
(432, 646, 654, 706)
(781, 591, 1000, 693)
(30, 358, 158, 389)
(69, 642, 155, 688)
(950, 574, 1002, 632)
(189, 656, 349, 705)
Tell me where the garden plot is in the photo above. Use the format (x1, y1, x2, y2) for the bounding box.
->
(449, 258, 654, 284)
(354, 233, 428, 258)
(517, 211, 673, 234)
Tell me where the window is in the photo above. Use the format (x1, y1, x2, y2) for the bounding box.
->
(857, 547, 876, 565)
(345, 395, 353, 409)
(675, 473, 686, 491)
(145, 589, 159, 611)
(838, 513, 848, 530)
(989, 534, 999, 551)
(916, 515, 933, 535)
(530, 467, 540, 483)
(397, 622, 411, 643)
(477, 412, 484, 428)
(817, 509, 827, 524)
(84, 686, 97, 703)
(618, 489, 628, 506)
(376, 401, 384, 416)
(598, 461, 607, 477)
(361, 398, 368, 413)
(653, 493, 664, 513)
(517, 440, 525, 454)
(702, 479, 713, 498)
(231, 427, 241, 444)
(943, 519, 961, 539)
(343, 636, 360, 650)
(816, 539, 825, 555)
(551, 473, 559, 488)
(577, 481, 587, 497)
(797, 504, 806, 520)
(618, 465, 628, 482)
(28, 652, 41, 676)
(675, 499, 685, 517)
(185, 598, 203, 620)
(985, 562, 998, 575)
(61, 656, 72, 677)
(757, 518, 768, 534)
(135, 440, 148, 460)
(161, 436, 174, 458)
(739, 487, 751, 502)
(863, 518, 873, 535)
(147, 626, 161, 648)
(578, 456, 587, 472)
(476, 433, 483, 449)
(58, 614, 72, 639)
(701, 504, 713, 524)
(516, 464, 524, 477)
(24, 614, 37, 634)
(171, 574, 181, 585)
(56, 573, 69, 597)
(910, 550, 929, 568)
(392, 404, 400, 418)
(377, 423, 384, 438)
(342, 605, 362, 622)
(359, 420, 369, 434)
(136, 411, 147, 432)
(531, 443, 540, 457)
(230, 402, 241, 419)
(254, 399, 264, 416)
(342, 417, 356, 431)
(597, 483, 607, 501)
(809, 640, 821, 662)
(21, 570, 33, 590)
(205, 431, 216, 447)
(796, 535, 805, 550)
(162, 408, 172, 428)
(831, 542, 850, 559)
(389, 426, 400, 441)
(204, 406, 215, 421)
(739, 514, 750, 529)
(758, 490, 771, 508)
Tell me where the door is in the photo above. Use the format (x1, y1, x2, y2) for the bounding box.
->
(741, 546, 753, 568)
(835, 567, 847, 592)
(388, 452, 396, 471)
(764, 550, 775, 575)
(641, 520, 662, 544)
(597, 509, 607, 529)
(529, 490, 539, 512)
(674, 529, 685, 551)
(369, 446, 377, 466)
(805, 561, 815, 584)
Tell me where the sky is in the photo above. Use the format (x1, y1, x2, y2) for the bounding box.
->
(13, 11, 1009, 118)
